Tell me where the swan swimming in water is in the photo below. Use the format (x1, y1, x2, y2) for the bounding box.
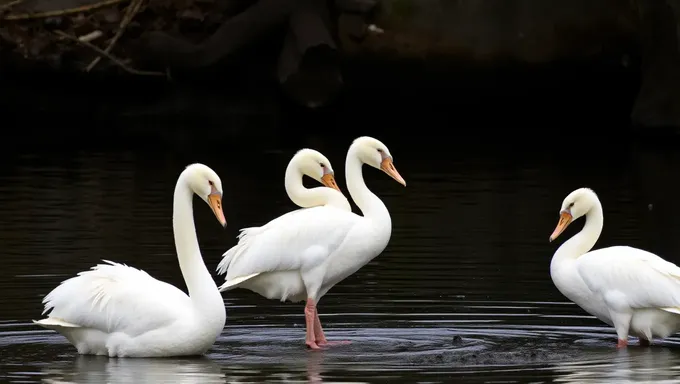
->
(550, 187, 680, 347)
(34, 163, 228, 357)
(217, 136, 406, 349)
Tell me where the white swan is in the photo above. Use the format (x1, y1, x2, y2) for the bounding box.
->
(215, 148, 348, 275)
(34, 163, 228, 357)
(214, 149, 348, 270)
(261, 148, 351, 233)
(217, 136, 406, 349)
(285, 148, 350, 212)
(549, 187, 680, 348)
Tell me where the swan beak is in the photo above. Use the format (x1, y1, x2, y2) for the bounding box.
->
(208, 192, 227, 227)
(549, 211, 572, 242)
(380, 157, 406, 186)
(321, 173, 342, 193)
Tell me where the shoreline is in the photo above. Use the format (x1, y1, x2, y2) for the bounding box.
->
(2, 0, 679, 130)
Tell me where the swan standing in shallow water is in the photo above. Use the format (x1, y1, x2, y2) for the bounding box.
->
(216, 149, 348, 272)
(550, 187, 680, 347)
(34, 163, 228, 357)
(217, 136, 406, 349)
(262, 148, 351, 231)
(216, 148, 348, 278)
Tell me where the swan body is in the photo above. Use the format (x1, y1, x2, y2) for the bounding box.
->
(549, 187, 680, 347)
(228, 148, 350, 245)
(34, 164, 228, 357)
(217, 136, 406, 349)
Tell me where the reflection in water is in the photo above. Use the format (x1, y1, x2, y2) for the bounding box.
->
(551, 348, 680, 383)
(2, 139, 680, 383)
(43, 356, 225, 384)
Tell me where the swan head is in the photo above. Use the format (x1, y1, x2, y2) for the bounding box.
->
(352, 136, 406, 186)
(549, 187, 598, 242)
(292, 148, 341, 192)
(184, 163, 227, 227)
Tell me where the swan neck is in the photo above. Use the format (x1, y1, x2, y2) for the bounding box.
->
(285, 159, 350, 211)
(345, 145, 385, 217)
(173, 175, 218, 302)
(285, 163, 323, 207)
(554, 203, 604, 262)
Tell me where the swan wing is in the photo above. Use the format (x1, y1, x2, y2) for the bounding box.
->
(217, 207, 310, 274)
(37, 260, 190, 336)
(577, 246, 680, 312)
(218, 206, 360, 283)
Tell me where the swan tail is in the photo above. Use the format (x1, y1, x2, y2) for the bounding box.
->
(218, 273, 260, 292)
(216, 247, 237, 275)
(34, 317, 81, 329)
(216, 227, 260, 275)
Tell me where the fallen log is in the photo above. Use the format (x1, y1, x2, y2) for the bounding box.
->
(137, 0, 298, 69)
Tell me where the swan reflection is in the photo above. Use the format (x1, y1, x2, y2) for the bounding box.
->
(43, 355, 224, 384)
(221, 349, 327, 384)
(42, 350, 329, 384)
(552, 348, 680, 383)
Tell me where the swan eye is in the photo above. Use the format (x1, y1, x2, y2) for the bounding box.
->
(569, 202, 574, 208)
(208, 180, 214, 186)
(377, 149, 383, 153)
(319, 163, 325, 168)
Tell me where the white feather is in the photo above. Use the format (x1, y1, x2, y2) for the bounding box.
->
(36, 260, 190, 337)
(217, 137, 403, 305)
(578, 246, 680, 312)
(34, 164, 227, 357)
(219, 206, 361, 289)
(550, 188, 680, 344)
(217, 147, 352, 284)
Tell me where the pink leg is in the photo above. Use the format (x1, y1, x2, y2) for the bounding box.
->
(639, 338, 651, 347)
(617, 338, 628, 348)
(314, 313, 351, 347)
(304, 299, 320, 350)
(313, 313, 327, 344)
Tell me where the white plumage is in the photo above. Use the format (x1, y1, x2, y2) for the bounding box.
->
(216, 147, 350, 285)
(220, 207, 362, 298)
(549, 187, 680, 347)
(40, 260, 190, 335)
(34, 163, 228, 357)
(217, 136, 406, 349)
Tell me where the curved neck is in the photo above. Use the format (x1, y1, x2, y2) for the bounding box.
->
(285, 163, 350, 211)
(345, 145, 388, 218)
(553, 203, 604, 263)
(173, 175, 218, 303)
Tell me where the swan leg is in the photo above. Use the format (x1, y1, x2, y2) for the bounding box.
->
(605, 294, 632, 349)
(313, 313, 327, 344)
(304, 299, 321, 350)
(610, 311, 632, 348)
(314, 313, 351, 347)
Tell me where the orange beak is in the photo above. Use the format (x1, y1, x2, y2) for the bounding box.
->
(321, 173, 342, 193)
(207, 186, 227, 227)
(380, 157, 406, 186)
(549, 211, 572, 242)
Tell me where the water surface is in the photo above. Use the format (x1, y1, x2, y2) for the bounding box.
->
(2, 136, 680, 383)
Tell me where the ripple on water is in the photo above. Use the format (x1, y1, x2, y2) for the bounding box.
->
(4, 305, 680, 383)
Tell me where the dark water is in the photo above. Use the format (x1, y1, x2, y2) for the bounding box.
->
(3, 133, 680, 383)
